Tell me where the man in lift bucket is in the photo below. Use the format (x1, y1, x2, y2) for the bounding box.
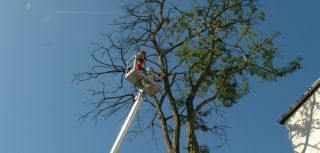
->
(135, 50, 147, 72)
(134, 50, 163, 87)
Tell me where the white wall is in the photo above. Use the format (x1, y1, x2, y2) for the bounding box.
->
(285, 88, 320, 153)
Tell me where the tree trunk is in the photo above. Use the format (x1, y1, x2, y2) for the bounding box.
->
(186, 118, 200, 153)
(186, 101, 200, 153)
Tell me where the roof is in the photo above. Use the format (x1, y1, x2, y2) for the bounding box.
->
(278, 77, 320, 124)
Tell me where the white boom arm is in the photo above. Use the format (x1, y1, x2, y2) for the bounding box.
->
(110, 89, 144, 153)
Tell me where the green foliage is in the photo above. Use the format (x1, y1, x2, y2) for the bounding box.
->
(184, 144, 211, 153)
(169, 0, 301, 108)
(156, 3, 301, 152)
(199, 144, 210, 153)
(167, 0, 301, 149)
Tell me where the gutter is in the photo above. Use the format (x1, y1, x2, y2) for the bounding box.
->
(278, 77, 320, 124)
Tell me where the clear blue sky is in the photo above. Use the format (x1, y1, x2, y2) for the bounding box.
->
(0, 0, 319, 153)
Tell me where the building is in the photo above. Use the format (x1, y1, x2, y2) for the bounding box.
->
(279, 78, 320, 153)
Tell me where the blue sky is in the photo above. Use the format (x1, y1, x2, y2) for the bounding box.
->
(0, 0, 319, 153)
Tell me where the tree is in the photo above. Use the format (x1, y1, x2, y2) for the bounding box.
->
(74, 0, 302, 152)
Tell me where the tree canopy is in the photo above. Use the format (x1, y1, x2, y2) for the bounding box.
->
(74, 0, 301, 152)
